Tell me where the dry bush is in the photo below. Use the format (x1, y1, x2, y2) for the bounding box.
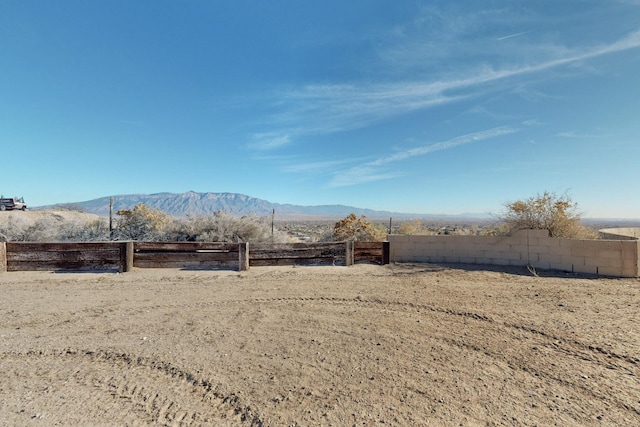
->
(0, 217, 57, 241)
(114, 203, 173, 241)
(56, 219, 110, 242)
(500, 191, 595, 238)
(0, 215, 109, 242)
(169, 211, 286, 243)
(333, 213, 387, 242)
(397, 219, 431, 235)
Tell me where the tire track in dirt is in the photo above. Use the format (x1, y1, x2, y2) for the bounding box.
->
(225, 296, 640, 420)
(11, 295, 637, 421)
(0, 348, 264, 426)
(133, 295, 639, 367)
(215, 296, 640, 418)
(285, 298, 637, 363)
(34, 294, 639, 370)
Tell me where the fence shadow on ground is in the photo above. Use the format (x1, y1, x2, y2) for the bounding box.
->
(388, 261, 603, 279)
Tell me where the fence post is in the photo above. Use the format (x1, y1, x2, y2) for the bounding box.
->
(382, 241, 390, 265)
(239, 242, 249, 271)
(0, 242, 6, 273)
(119, 241, 134, 273)
(345, 241, 354, 266)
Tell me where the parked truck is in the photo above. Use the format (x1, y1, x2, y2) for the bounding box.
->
(0, 197, 27, 211)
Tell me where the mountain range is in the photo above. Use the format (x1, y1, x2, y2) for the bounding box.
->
(43, 191, 488, 220)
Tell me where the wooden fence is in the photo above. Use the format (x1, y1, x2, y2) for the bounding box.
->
(0, 241, 389, 273)
(1, 242, 128, 272)
(353, 241, 390, 265)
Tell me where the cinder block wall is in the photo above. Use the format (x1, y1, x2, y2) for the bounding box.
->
(599, 227, 640, 240)
(388, 229, 639, 277)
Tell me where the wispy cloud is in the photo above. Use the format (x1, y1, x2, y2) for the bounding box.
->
(281, 158, 358, 174)
(329, 126, 518, 187)
(252, 29, 640, 150)
(556, 131, 608, 139)
(249, 132, 292, 150)
(522, 119, 544, 127)
(497, 31, 532, 41)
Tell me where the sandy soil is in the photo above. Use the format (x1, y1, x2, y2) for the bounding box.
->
(1, 263, 639, 426)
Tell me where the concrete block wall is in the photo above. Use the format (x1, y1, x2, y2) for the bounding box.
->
(388, 229, 639, 277)
(599, 227, 640, 240)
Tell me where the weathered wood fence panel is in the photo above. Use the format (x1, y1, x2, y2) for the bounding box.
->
(249, 242, 347, 266)
(5, 242, 123, 272)
(354, 241, 390, 265)
(133, 242, 247, 270)
(0, 241, 387, 272)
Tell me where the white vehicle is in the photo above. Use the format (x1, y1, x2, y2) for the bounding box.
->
(0, 197, 27, 211)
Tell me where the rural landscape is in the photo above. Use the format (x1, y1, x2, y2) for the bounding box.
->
(1, 192, 639, 425)
(5, 0, 640, 425)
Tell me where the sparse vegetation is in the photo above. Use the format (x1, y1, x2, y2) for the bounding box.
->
(500, 191, 597, 238)
(397, 219, 431, 235)
(169, 211, 288, 243)
(56, 218, 110, 242)
(0, 213, 110, 242)
(114, 204, 174, 241)
(0, 195, 609, 243)
(333, 213, 387, 241)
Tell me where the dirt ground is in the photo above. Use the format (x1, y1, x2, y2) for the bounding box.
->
(1, 263, 638, 426)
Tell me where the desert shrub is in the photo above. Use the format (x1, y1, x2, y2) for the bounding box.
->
(56, 218, 110, 241)
(398, 219, 431, 235)
(367, 223, 389, 241)
(0, 217, 57, 241)
(114, 203, 173, 241)
(0, 214, 110, 242)
(333, 213, 387, 242)
(169, 211, 280, 242)
(500, 191, 595, 238)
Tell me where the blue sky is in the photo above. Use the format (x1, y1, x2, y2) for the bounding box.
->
(2, 1, 640, 218)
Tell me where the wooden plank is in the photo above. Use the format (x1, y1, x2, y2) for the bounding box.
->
(354, 242, 384, 250)
(133, 251, 239, 269)
(354, 255, 382, 263)
(354, 248, 383, 256)
(134, 259, 239, 269)
(250, 243, 345, 260)
(352, 241, 388, 264)
(8, 261, 119, 272)
(5, 242, 122, 272)
(250, 249, 344, 260)
(251, 242, 345, 250)
(7, 242, 121, 252)
(249, 242, 346, 266)
(7, 249, 120, 263)
(134, 242, 238, 252)
(134, 251, 239, 263)
(250, 256, 344, 267)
